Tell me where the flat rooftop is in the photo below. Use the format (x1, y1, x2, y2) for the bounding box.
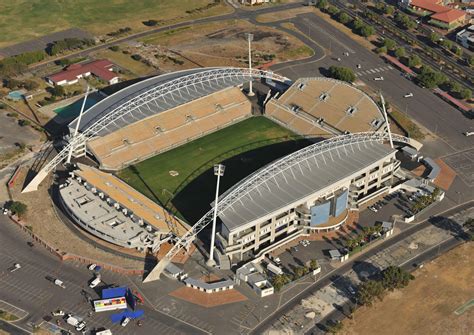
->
(218, 139, 395, 232)
(76, 164, 189, 236)
(59, 178, 151, 246)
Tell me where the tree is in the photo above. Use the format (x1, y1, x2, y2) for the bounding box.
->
(109, 45, 120, 52)
(271, 274, 292, 291)
(439, 39, 453, 50)
(326, 5, 339, 16)
(359, 25, 375, 38)
(459, 88, 472, 100)
(408, 54, 422, 68)
(448, 81, 461, 93)
(395, 47, 406, 59)
(452, 46, 463, 57)
(417, 66, 446, 89)
(143, 19, 159, 26)
(23, 80, 39, 90)
(382, 266, 413, 291)
(328, 66, 356, 83)
(467, 55, 474, 67)
(309, 259, 319, 271)
(18, 119, 31, 127)
(51, 85, 65, 97)
(315, 0, 328, 10)
(376, 46, 388, 54)
(357, 280, 385, 306)
(326, 320, 343, 334)
(394, 12, 415, 30)
(5, 78, 21, 89)
(384, 5, 395, 15)
(383, 38, 397, 51)
(429, 32, 441, 44)
(8, 201, 27, 218)
(337, 12, 351, 25)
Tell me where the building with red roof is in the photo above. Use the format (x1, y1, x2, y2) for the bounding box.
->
(46, 59, 119, 86)
(399, 0, 467, 30)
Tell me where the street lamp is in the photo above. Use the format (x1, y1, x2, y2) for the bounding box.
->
(246, 33, 255, 97)
(207, 164, 225, 266)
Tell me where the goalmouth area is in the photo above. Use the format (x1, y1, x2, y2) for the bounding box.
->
(117, 116, 310, 221)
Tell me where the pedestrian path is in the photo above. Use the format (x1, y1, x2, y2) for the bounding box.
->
(355, 65, 393, 77)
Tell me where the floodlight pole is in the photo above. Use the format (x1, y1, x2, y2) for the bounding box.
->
(247, 33, 255, 97)
(380, 93, 394, 149)
(207, 164, 225, 267)
(67, 85, 90, 164)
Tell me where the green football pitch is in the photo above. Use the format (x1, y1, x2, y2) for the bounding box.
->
(117, 116, 309, 220)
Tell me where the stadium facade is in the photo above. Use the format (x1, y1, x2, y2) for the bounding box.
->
(213, 133, 400, 265)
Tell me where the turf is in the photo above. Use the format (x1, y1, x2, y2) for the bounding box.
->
(117, 116, 303, 216)
(0, 0, 229, 48)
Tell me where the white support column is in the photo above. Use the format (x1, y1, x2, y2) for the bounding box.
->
(247, 33, 255, 97)
(380, 94, 394, 149)
(67, 86, 90, 164)
(207, 164, 225, 266)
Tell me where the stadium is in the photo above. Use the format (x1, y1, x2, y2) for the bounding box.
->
(23, 67, 421, 281)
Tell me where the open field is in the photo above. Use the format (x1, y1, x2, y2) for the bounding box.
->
(342, 242, 474, 335)
(139, 20, 313, 70)
(0, 0, 231, 48)
(117, 116, 308, 220)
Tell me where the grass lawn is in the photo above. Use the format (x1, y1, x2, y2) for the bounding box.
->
(0, 0, 230, 48)
(117, 116, 308, 221)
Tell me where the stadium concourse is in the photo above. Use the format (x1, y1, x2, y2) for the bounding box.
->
(22, 66, 422, 282)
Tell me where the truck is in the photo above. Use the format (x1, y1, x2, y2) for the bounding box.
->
(95, 329, 112, 335)
(65, 314, 79, 327)
(267, 263, 283, 275)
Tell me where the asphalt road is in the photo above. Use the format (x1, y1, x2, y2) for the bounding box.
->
(250, 200, 473, 335)
(270, 12, 474, 153)
(0, 216, 207, 335)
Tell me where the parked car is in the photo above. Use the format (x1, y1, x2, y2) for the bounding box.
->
(121, 317, 131, 327)
(2, 208, 9, 215)
(89, 275, 101, 288)
(404, 93, 414, 98)
(88, 264, 97, 271)
(9, 263, 21, 272)
(369, 206, 378, 213)
(347, 286, 356, 296)
(27, 241, 34, 247)
(54, 279, 66, 289)
(75, 321, 86, 331)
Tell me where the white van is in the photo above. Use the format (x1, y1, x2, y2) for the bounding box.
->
(89, 276, 101, 288)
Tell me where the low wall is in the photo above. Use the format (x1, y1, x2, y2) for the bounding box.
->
(8, 215, 144, 275)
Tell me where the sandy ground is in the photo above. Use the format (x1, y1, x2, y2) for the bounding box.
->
(10, 167, 145, 269)
(342, 243, 474, 335)
(137, 20, 312, 72)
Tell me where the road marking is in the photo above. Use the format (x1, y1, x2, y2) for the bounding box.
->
(0, 300, 28, 320)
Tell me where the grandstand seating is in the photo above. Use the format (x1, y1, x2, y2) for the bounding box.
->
(88, 87, 252, 170)
(265, 78, 383, 136)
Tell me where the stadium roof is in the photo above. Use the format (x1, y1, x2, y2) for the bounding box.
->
(218, 135, 396, 232)
(68, 67, 257, 137)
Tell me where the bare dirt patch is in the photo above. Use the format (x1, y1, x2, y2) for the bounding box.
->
(138, 20, 312, 72)
(169, 285, 247, 308)
(342, 243, 474, 335)
(433, 158, 456, 191)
